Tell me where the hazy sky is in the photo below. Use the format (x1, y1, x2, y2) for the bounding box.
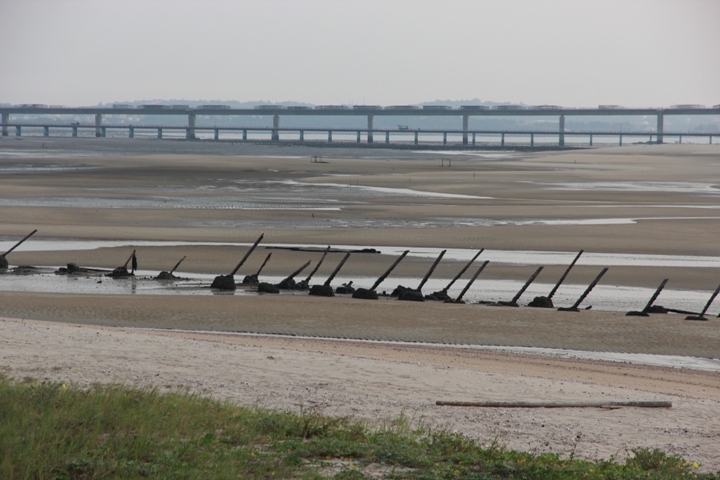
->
(2, 0, 719, 107)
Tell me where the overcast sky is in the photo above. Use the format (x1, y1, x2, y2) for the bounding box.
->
(2, 0, 718, 108)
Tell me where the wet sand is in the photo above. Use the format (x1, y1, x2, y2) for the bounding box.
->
(1, 291, 719, 357)
(2, 137, 720, 470)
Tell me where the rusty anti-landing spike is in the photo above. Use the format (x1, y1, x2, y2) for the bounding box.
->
(416, 250, 446, 292)
(686, 282, 720, 321)
(2, 229, 38, 257)
(255, 252, 272, 276)
(122, 249, 136, 269)
(155, 255, 187, 280)
(169, 256, 187, 275)
(369, 250, 409, 292)
(324, 252, 351, 287)
(1, 229, 38, 270)
(496, 266, 544, 307)
(352, 250, 409, 300)
(303, 246, 331, 284)
(627, 278, 668, 317)
(211, 233, 265, 290)
(229, 233, 264, 276)
(547, 250, 583, 300)
(278, 260, 312, 286)
(558, 267, 609, 312)
(511, 266, 544, 304)
(441, 249, 483, 293)
(454, 260, 489, 303)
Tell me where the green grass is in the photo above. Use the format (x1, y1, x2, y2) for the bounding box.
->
(1, 375, 717, 479)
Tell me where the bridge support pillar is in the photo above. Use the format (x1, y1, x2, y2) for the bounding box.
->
(501, 133, 505, 147)
(1, 113, 8, 136)
(656, 114, 664, 144)
(129, 127, 134, 138)
(589, 134, 593, 146)
(357, 131, 361, 143)
(299, 130, 304, 142)
(679, 135, 682, 144)
(95, 114, 103, 138)
(414, 131, 419, 145)
(385, 131, 390, 144)
(530, 133, 534, 147)
(328, 130, 332, 142)
(15, 126, 21, 137)
(559, 115, 565, 147)
(101, 127, 106, 137)
(214, 129, 219, 140)
(472, 132, 476, 145)
(619, 134, 622, 146)
(157, 128, 162, 139)
(462, 114, 469, 145)
(243, 129, 247, 141)
(72, 127, 78, 137)
(443, 132, 447, 145)
(272, 115, 280, 141)
(187, 114, 196, 140)
(44, 126, 49, 137)
(367, 115, 374, 144)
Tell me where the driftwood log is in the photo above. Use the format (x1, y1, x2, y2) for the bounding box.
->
(436, 400, 672, 408)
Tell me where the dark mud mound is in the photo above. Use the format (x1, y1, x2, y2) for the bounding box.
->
(211, 274, 236, 290)
(107, 266, 133, 278)
(155, 271, 180, 280)
(258, 282, 280, 294)
(399, 290, 425, 302)
(335, 282, 356, 294)
(309, 284, 334, 297)
(429, 290, 452, 301)
(352, 288, 378, 300)
(528, 296, 553, 308)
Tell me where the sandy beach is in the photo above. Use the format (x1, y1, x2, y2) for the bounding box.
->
(1, 137, 720, 470)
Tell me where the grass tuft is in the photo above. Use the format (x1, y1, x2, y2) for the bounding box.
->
(1, 377, 717, 479)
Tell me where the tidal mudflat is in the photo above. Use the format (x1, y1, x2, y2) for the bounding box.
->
(2, 137, 719, 471)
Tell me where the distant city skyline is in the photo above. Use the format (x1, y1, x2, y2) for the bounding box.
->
(2, 0, 719, 108)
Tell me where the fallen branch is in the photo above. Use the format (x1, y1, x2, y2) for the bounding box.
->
(436, 400, 671, 408)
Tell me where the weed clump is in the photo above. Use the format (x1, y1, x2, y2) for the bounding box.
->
(0, 377, 717, 479)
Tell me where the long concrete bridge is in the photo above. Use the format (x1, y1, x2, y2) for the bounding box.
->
(2, 104, 719, 147)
